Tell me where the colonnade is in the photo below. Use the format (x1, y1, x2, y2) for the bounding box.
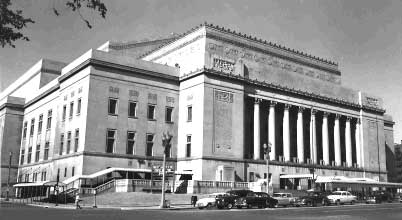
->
(253, 98, 362, 168)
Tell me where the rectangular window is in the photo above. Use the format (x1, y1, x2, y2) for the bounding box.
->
(46, 110, 52, 130)
(74, 129, 79, 152)
(27, 147, 32, 163)
(147, 105, 155, 120)
(25, 174, 29, 182)
(38, 114, 43, 134)
(77, 98, 81, 115)
(128, 101, 137, 118)
(59, 134, 64, 155)
(42, 171, 46, 181)
(62, 105, 67, 121)
(64, 167, 67, 177)
(20, 149, 25, 165)
(66, 131, 71, 153)
(146, 134, 154, 156)
(108, 98, 118, 115)
(186, 135, 191, 157)
(30, 118, 35, 136)
(69, 101, 74, 118)
(72, 167, 75, 176)
(165, 107, 173, 123)
(35, 144, 40, 162)
(187, 106, 192, 122)
(106, 129, 116, 153)
(126, 131, 135, 154)
(44, 142, 49, 160)
(22, 121, 27, 139)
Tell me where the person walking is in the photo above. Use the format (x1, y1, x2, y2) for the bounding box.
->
(75, 192, 82, 209)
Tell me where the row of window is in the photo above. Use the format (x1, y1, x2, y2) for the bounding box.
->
(62, 98, 82, 121)
(20, 142, 50, 165)
(108, 98, 175, 122)
(57, 167, 75, 178)
(19, 171, 47, 183)
(105, 129, 193, 158)
(22, 109, 53, 139)
(59, 129, 79, 155)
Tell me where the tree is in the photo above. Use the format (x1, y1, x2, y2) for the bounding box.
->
(0, 0, 107, 48)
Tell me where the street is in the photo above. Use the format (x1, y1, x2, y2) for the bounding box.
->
(1, 203, 401, 220)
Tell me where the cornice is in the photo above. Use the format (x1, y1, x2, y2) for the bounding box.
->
(180, 67, 385, 114)
(141, 22, 338, 70)
(24, 84, 60, 109)
(0, 102, 25, 111)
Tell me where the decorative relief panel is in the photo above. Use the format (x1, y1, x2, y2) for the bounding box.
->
(213, 89, 234, 154)
(148, 93, 157, 104)
(129, 90, 139, 97)
(187, 94, 193, 101)
(166, 96, 175, 103)
(365, 97, 379, 107)
(208, 42, 340, 84)
(109, 86, 119, 94)
(213, 58, 235, 73)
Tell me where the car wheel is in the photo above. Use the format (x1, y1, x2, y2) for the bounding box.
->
(247, 204, 252, 209)
(198, 207, 204, 210)
(237, 206, 242, 209)
(336, 200, 341, 206)
(206, 203, 212, 209)
(351, 200, 355, 205)
(227, 203, 233, 209)
(306, 201, 312, 207)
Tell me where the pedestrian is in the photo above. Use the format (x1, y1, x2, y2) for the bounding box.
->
(75, 192, 82, 209)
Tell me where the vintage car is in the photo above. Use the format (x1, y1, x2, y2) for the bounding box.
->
(216, 189, 253, 209)
(365, 191, 393, 204)
(294, 191, 331, 207)
(234, 192, 278, 209)
(196, 192, 228, 209)
(327, 191, 357, 205)
(272, 192, 296, 207)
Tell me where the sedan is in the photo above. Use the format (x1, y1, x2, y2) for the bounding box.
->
(235, 192, 278, 209)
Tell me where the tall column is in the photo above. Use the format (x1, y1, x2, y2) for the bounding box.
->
(283, 104, 290, 162)
(355, 119, 361, 168)
(334, 114, 341, 166)
(322, 112, 329, 165)
(253, 98, 261, 160)
(296, 106, 304, 163)
(345, 117, 352, 167)
(310, 109, 317, 164)
(268, 101, 276, 160)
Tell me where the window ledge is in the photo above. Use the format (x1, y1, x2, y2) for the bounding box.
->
(128, 116, 138, 119)
(165, 121, 174, 124)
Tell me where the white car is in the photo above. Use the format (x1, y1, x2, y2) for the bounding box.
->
(272, 193, 296, 207)
(196, 193, 227, 209)
(327, 191, 357, 205)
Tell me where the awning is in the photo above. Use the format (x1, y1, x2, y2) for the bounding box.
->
(315, 176, 402, 187)
(13, 181, 49, 187)
(280, 174, 315, 179)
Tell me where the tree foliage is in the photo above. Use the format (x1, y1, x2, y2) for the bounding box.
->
(0, 0, 107, 48)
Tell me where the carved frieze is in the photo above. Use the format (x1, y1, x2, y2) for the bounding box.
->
(366, 97, 379, 107)
(129, 90, 139, 97)
(109, 86, 119, 94)
(208, 42, 340, 84)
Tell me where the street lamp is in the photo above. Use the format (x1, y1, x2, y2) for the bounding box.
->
(160, 132, 172, 209)
(93, 189, 97, 208)
(263, 143, 272, 195)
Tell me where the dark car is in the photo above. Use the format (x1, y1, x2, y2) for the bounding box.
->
(295, 191, 331, 207)
(216, 189, 253, 209)
(235, 192, 278, 209)
(366, 191, 393, 204)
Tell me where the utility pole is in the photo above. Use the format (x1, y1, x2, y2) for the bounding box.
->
(160, 132, 172, 209)
(6, 152, 12, 201)
(55, 172, 59, 206)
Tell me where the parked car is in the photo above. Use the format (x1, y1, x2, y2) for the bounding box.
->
(216, 189, 253, 209)
(234, 192, 278, 209)
(196, 192, 228, 209)
(272, 192, 296, 207)
(365, 191, 393, 204)
(295, 191, 330, 207)
(327, 191, 357, 205)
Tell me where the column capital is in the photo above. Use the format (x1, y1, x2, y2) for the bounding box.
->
(335, 114, 341, 119)
(254, 98, 262, 104)
(284, 103, 291, 110)
(323, 111, 330, 117)
(356, 118, 361, 124)
(269, 100, 277, 107)
(346, 116, 352, 121)
(311, 109, 317, 115)
(297, 106, 305, 113)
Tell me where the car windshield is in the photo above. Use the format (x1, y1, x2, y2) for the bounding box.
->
(273, 193, 282, 197)
(332, 192, 342, 195)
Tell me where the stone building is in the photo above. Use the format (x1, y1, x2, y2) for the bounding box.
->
(0, 23, 397, 195)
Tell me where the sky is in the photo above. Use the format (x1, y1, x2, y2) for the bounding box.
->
(0, 0, 401, 143)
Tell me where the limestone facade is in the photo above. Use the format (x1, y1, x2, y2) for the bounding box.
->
(0, 23, 396, 193)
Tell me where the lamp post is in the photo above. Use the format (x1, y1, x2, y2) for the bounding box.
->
(6, 152, 12, 201)
(55, 172, 59, 206)
(160, 132, 172, 209)
(93, 189, 97, 208)
(263, 143, 272, 195)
